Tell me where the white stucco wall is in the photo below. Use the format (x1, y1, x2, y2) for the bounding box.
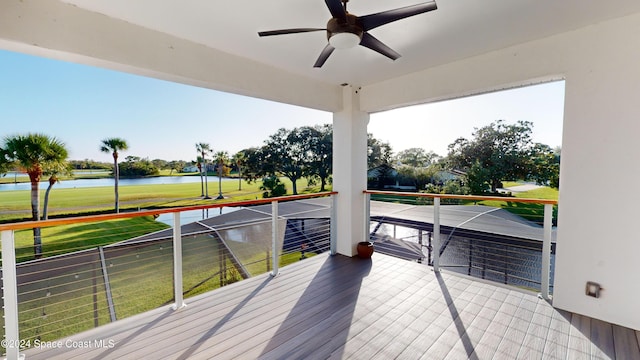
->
(557, 26, 640, 330)
(361, 13, 640, 330)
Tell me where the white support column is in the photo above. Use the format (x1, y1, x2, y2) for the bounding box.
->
(541, 203, 553, 300)
(172, 213, 186, 310)
(433, 197, 441, 272)
(271, 201, 279, 276)
(2, 230, 23, 360)
(333, 85, 369, 256)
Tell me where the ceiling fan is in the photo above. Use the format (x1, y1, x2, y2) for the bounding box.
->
(258, 0, 437, 68)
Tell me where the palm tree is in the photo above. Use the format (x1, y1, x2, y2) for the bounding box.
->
(215, 151, 229, 199)
(195, 156, 204, 196)
(167, 160, 179, 176)
(233, 151, 245, 191)
(1, 133, 69, 258)
(0, 150, 9, 176)
(196, 143, 212, 199)
(41, 161, 73, 220)
(100, 138, 129, 213)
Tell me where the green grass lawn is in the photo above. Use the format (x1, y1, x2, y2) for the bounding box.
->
(12, 216, 169, 262)
(476, 186, 558, 224)
(500, 181, 524, 188)
(0, 176, 324, 223)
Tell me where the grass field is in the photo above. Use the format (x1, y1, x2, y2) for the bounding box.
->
(0, 176, 324, 223)
(12, 216, 169, 262)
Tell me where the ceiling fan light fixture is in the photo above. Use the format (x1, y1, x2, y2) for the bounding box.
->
(329, 32, 361, 49)
(258, 0, 438, 67)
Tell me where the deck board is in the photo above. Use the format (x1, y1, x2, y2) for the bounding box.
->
(568, 313, 592, 360)
(516, 299, 554, 359)
(541, 308, 572, 360)
(591, 318, 615, 359)
(612, 325, 640, 360)
(22, 252, 640, 360)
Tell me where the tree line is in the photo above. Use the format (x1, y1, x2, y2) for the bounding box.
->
(237, 120, 559, 197)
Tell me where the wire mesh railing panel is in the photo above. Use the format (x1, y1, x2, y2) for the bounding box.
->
(181, 233, 237, 297)
(437, 235, 554, 292)
(283, 218, 331, 260)
(365, 191, 556, 295)
(0, 193, 337, 350)
(215, 219, 285, 276)
(102, 239, 174, 320)
(12, 249, 110, 343)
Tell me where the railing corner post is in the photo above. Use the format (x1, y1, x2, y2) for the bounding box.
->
(172, 212, 186, 310)
(541, 203, 553, 300)
(330, 194, 337, 255)
(433, 197, 441, 272)
(271, 201, 279, 276)
(2, 230, 23, 360)
(364, 192, 371, 244)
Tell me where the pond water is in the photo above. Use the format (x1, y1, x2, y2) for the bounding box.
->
(0, 176, 234, 192)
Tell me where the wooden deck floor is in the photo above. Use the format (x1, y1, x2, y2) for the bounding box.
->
(24, 253, 640, 360)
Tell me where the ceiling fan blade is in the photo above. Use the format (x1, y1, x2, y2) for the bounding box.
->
(313, 44, 336, 68)
(360, 1, 437, 31)
(360, 32, 401, 60)
(325, 0, 347, 20)
(258, 28, 326, 37)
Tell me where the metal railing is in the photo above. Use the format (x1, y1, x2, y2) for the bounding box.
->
(0, 192, 336, 359)
(364, 190, 557, 298)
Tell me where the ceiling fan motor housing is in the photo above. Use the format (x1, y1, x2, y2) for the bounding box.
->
(327, 14, 364, 46)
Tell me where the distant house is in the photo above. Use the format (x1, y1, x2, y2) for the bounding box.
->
(367, 164, 398, 179)
(183, 165, 199, 173)
(435, 169, 466, 184)
(367, 164, 416, 191)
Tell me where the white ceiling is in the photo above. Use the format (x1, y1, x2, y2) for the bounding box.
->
(61, 0, 640, 87)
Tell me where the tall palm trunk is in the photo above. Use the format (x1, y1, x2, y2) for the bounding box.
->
(28, 173, 42, 258)
(217, 161, 223, 199)
(113, 155, 120, 213)
(41, 176, 56, 220)
(197, 162, 204, 196)
(204, 166, 210, 198)
(238, 165, 242, 191)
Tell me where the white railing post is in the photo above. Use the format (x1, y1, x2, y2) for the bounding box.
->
(172, 212, 186, 310)
(330, 194, 337, 255)
(271, 201, 279, 276)
(98, 247, 117, 322)
(2, 230, 23, 360)
(433, 197, 441, 272)
(364, 192, 371, 243)
(541, 203, 553, 300)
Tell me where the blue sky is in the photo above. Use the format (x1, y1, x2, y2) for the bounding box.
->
(0, 49, 563, 162)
